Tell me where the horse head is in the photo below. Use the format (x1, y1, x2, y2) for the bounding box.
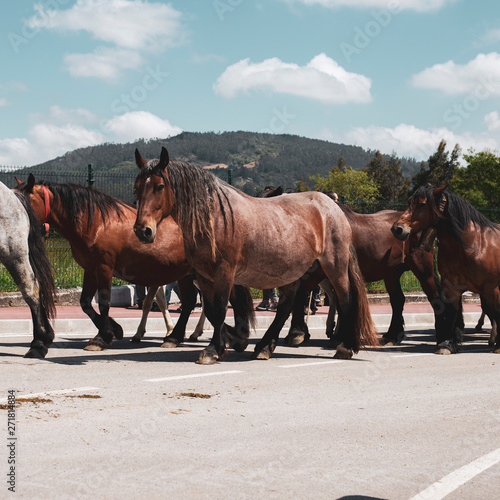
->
(392, 185, 447, 241)
(15, 174, 53, 232)
(133, 147, 173, 244)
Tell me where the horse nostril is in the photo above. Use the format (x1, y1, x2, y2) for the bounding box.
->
(392, 226, 403, 236)
(144, 227, 152, 238)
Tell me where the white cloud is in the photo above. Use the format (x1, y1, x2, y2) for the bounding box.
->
(320, 121, 499, 161)
(484, 111, 500, 132)
(0, 98, 7, 107)
(0, 108, 181, 166)
(64, 47, 144, 82)
(104, 111, 182, 143)
(214, 53, 372, 104)
(280, 0, 455, 12)
(29, 0, 186, 51)
(28, 0, 185, 81)
(412, 53, 500, 95)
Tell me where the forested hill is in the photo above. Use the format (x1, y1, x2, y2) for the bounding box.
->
(28, 131, 421, 194)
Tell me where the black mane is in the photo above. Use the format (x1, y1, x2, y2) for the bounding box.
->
(135, 159, 235, 256)
(34, 180, 131, 229)
(410, 185, 498, 245)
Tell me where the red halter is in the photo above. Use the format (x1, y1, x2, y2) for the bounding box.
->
(42, 185, 51, 234)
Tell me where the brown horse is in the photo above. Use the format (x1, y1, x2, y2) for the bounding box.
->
(14, 174, 252, 351)
(133, 147, 379, 364)
(392, 185, 500, 354)
(330, 203, 442, 345)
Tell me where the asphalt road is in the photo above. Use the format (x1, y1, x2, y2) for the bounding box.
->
(0, 322, 499, 499)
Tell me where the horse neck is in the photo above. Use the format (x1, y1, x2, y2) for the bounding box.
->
(46, 197, 101, 243)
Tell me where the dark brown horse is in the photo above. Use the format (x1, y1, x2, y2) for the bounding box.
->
(330, 203, 441, 345)
(15, 175, 254, 352)
(392, 185, 500, 354)
(133, 147, 379, 364)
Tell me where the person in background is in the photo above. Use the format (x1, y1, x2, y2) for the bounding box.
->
(255, 288, 278, 311)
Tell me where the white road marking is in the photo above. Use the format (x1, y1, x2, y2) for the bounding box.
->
(279, 360, 344, 368)
(0, 387, 99, 404)
(145, 370, 243, 382)
(409, 447, 500, 500)
(391, 353, 434, 358)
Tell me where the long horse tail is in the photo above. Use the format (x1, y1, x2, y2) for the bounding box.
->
(15, 192, 57, 320)
(341, 243, 379, 352)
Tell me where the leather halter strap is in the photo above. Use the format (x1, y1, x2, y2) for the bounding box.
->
(42, 185, 51, 234)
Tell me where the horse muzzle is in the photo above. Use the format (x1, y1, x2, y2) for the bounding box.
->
(391, 223, 410, 241)
(133, 224, 156, 244)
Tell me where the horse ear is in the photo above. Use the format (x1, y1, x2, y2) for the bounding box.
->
(27, 173, 36, 191)
(433, 186, 447, 213)
(15, 177, 22, 185)
(135, 149, 147, 169)
(159, 147, 169, 169)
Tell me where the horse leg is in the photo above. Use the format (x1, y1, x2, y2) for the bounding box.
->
(319, 243, 379, 359)
(84, 269, 122, 351)
(475, 311, 486, 332)
(195, 273, 232, 365)
(131, 286, 160, 343)
(4, 259, 54, 358)
(434, 284, 461, 354)
(161, 275, 198, 348)
(156, 286, 175, 335)
(189, 294, 206, 340)
(478, 290, 500, 353)
(283, 280, 310, 347)
(490, 319, 498, 347)
(320, 279, 338, 341)
(254, 282, 299, 360)
(223, 285, 254, 353)
(381, 273, 405, 346)
(189, 309, 206, 341)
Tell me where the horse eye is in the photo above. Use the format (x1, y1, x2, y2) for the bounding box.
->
(156, 184, 165, 193)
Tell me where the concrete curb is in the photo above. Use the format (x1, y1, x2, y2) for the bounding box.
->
(0, 312, 488, 338)
(0, 286, 481, 308)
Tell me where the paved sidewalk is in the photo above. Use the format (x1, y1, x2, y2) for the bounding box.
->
(0, 298, 487, 337)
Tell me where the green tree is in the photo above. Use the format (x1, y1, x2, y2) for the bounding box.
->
(310, 166, 379, 201)
(453, 150, 500, 206)
(367, 150, 410, 202)
(412, 139, 461, 190)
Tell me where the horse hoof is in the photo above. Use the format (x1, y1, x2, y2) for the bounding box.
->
(380, 338, 395, 347)
(253, 347, 271, 360)
(24, 349, 45, 359)
(84, 344, 104, 351)
(286, 333, 305, 347)
(188, 333, 200, 342)
(494, 347, 500, 354)
(231, 339, 249, 353)
(161, 339, 180, 349)
(334, 345, 353, 359)
(435, 347, 452, 355)
(130, 337, 142, 344)
(196, 350, 218, 365)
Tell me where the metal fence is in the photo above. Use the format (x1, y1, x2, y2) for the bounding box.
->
(1, 168, 500, 293)
(0, 169, 136, 292)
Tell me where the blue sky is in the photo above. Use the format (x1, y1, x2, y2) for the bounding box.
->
(1, 0, 500, 167)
